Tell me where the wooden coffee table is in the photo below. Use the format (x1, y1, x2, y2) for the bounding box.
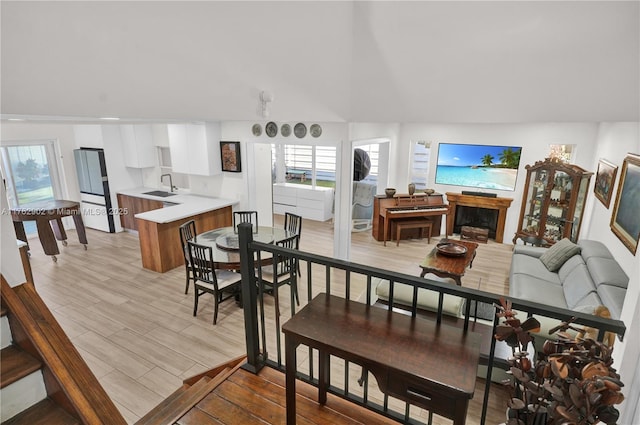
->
(419, 238, 479, 286)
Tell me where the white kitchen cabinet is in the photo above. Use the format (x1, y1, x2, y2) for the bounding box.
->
(151, 124, 170, 147)
(167, 123, 221, 176)
(273, 183, 334, 221)
(121, 124, 156, 168)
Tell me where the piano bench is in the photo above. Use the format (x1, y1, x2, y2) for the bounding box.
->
(396, 219, 433, 246)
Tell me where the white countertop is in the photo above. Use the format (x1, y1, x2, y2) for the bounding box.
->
(118, 187, 237, 224)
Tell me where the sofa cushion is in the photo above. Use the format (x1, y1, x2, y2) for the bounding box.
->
(509, 274, 567, 309)
(374, 278, 464, 318)
(597, 284, 626, 319)
(571, 292, 605, 311)
(557, 255, 586, 282)
(579, 239, 615, 261)
(539, 238, 582, 272)
(561, 263, 597, 309)
(587, 257, 629, 289)
(510, 254, 562, 285)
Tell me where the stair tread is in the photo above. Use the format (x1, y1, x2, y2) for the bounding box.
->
(135, 376, 215, 425)
(134, 384, 190, 424)
(2, 398, 79, 425)
(0, 345, 43, 388)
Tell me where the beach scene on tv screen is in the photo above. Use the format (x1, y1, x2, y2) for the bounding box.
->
(435, 143, 522, 191)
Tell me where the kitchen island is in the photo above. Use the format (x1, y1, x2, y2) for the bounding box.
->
(117, 188, 237, 273)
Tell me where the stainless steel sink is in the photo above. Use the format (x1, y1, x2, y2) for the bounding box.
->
(142, 190, 177, 198)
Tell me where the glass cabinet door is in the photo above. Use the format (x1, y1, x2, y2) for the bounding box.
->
(545, 170, 571, 242)
(522, 168, 546, 237)
(571, 176, 590, 241)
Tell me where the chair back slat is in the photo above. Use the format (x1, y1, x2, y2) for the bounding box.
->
(273, 234, 298, 276)
(179, 220, 197, 261)
(284, 212, 302, 238)
(233, 211, 258, 232)
(188, 242, 218, 288)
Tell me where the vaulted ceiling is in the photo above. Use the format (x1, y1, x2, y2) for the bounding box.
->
(1, 1, 638, 124)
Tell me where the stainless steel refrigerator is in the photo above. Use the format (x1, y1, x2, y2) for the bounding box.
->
(73, 147, 116, 232)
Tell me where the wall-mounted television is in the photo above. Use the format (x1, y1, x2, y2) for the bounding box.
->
(435, 143, 522, 191)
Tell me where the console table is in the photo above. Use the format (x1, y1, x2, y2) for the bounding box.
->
(282, 293, 481, 425)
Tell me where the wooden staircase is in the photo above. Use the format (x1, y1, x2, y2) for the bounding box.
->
(0, 276, 126, 425)
(137, 356, 398, 425)
(1, 306, 79, 424)
(135, 356, 246, 425)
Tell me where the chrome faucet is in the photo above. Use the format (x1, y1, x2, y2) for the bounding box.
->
(160, 173, 177, 192)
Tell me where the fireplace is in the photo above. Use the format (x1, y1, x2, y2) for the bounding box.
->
(454, 206, 499, 239)
(445, 192, 513, 243)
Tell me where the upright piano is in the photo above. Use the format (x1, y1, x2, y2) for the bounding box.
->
(372, 193, 450, 244)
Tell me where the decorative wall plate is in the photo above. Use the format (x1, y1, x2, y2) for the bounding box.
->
(252, 123, 262, 137)
(265, 121, 278, 137)
(294, 123, 307, 138)
(310, 124, 322, 138)
(281, 123, 291, 137)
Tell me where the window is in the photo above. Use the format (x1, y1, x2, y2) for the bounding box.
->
(355, 143, 379, 185)
(410, 140, 431, 189)
(0, 140, 64, 235)
(315, 146, 336, 187)
(274, 144, 337, 188)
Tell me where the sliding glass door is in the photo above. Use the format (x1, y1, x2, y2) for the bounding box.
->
(0, 140, 64, 235)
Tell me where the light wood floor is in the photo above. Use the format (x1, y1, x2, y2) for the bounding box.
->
(25, 216, 513, 424)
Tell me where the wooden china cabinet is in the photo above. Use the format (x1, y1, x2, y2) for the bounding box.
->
(513, 157, 593, 246)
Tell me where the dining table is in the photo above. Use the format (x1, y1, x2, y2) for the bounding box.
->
(189, 226, 290, 270)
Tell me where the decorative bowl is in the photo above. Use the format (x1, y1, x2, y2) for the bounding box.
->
(436, 242, 468, 257)
(424, 188, 435, 195)
(385, 188, 396, 198)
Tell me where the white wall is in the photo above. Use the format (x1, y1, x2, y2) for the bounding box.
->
(586, 122, 640, 424)
(0, 181, 26, 287)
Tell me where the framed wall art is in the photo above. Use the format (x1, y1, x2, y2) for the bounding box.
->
(610, 153, 640, 255)
(220, 141, 241, 172)
(594, 158, 618, 208)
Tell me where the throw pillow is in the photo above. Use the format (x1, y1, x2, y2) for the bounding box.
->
(539, 238, 581, 272)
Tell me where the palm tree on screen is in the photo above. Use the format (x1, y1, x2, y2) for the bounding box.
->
(499, 148, 520, 168)
(481, 154, 494, 167)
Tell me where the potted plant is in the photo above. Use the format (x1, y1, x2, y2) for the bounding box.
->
(494, 298, 625, 425)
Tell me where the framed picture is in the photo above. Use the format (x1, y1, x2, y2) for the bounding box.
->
(610, 153, 640, 255)
(220, 141, 241, 172)
(594, 158, 618, 208)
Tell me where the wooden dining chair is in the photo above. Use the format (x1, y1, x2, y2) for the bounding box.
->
(257, 234, 300, 305)
(233, 211, 258, 232)
(284, 212, 302, 276)
(187, 241, 242, 324)
(178, 220, 197, 294)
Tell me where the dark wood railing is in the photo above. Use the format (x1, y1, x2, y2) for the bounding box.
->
(1, 275, 127, 425)
(236, 224, 626, 425)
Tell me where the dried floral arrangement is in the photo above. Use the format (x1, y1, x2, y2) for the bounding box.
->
(494, 298, 624, 425)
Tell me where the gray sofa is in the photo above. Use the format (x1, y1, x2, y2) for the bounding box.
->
(509, 240, 628, 320)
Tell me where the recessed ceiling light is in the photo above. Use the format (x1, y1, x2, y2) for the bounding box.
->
(100, 117, 120, 121)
